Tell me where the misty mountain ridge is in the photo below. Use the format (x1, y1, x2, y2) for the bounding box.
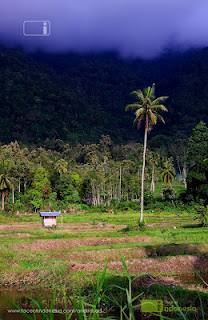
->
(0, 45, 208, 147)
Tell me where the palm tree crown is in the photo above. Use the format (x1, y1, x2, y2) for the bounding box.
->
(160, 160, 176, 185)
(0, 174, 14, 211)
(55, 159, 68, 176)
(125, 83, 168, 132)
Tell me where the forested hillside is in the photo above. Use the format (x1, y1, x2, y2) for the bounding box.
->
(0, 46, 208, 146)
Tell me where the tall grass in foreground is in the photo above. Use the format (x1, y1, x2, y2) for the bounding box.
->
(6, 254, 207, 320)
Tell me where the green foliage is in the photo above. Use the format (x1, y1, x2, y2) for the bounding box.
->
(162, 187, 176, 202)
(194, 205, 208, 227)
(185, 122, 208, 205)
(160, 160, 176, 185)
(26, 166, 51, 210)
(138, 220, 146, 231)
(113, 201, 139, 211)
(0, 137, 190, 212)
(58, 172, 81, 203)
(188, 121, 208, 162)
(143, 191, 155, 205)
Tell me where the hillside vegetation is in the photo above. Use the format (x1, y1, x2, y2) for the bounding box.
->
(0, 46, 208, 145)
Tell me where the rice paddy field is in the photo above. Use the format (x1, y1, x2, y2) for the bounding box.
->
(0, 207, 207, 319)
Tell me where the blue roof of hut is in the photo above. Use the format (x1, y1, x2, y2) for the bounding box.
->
(40, 212, 60, 217)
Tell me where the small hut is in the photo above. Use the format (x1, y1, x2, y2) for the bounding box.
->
(40, 212, 60, 228)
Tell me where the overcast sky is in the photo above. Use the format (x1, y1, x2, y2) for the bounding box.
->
(1, 0, 208, 58)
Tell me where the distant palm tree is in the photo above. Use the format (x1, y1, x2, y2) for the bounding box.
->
(54, 159, 68, 176)
(160, 160, 176, 186)
(9, 177, 19, 204)
(149, 152, 160, 193)
(126, 83, 168, 223)
(0, 174, 13, 210)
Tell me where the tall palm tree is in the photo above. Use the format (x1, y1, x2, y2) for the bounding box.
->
(0, 174, 13, 210)
(160, 160, 176, 186)
(125, 83, 168, 223)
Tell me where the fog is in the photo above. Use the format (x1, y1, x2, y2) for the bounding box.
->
(1, 0, 208, 58)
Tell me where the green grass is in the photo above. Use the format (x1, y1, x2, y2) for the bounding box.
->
(0, 207, 207, 307)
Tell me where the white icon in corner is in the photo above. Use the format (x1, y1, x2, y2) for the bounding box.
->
(43, 22, 48, 35)
(23, 21, 51, 36)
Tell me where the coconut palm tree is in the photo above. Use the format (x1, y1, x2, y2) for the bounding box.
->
(0, 174, 14, 210)
(125, 83, 168, 223)
(160, 160, 176, 186)
(54, 159, 68, 176)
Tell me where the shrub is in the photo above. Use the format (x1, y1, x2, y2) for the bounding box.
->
(194, 205, 208, 227)
(138, 220, 146, 231)
(143, 191, 155, 205)
(178, 190, 194, 205)
(162, 187, 176, 202)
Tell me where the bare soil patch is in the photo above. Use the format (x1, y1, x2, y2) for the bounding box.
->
(133, 274, 180, 288)
(48, 244, 208, 263)
(67, 255, 208, 275)
(0, 222, 125, 233)
(146, 220, 197, 228)
(61, 222, 127, 233)
(0, 233, 34, 238)
(0, 223, 41, 232)
(48, 247, 146, 262)
(12, 236, 152, 252)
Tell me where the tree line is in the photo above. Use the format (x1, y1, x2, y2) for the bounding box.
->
(0, 135, 180, 213)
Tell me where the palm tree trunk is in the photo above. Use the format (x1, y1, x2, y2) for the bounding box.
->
(24, 180, 27, 192)
(150, 164, 155, 193)
(168, 176, 172, 187)
(183, 163, 187, 189)
(176, 157, 182, 177)
(140, 122, 148, 223)
(2, 192, 5, 211)
(119, 165, 122, 200)
(12, 188, 15, 204)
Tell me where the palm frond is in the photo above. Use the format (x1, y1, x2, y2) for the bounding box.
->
(152, 96, 169, 105)
(156, 113, 166, 124)
(143, 87, 149, 97)
(0, 175, 14, 192)
(146, 97, 152, 105)
(125, 103, 143, 111)
(134, 107, 145, 118)
(149, 83, 156, 100)
(152, 104, 168, 112)
(131, 90, 145, 103)
(148, 110, 157, 125)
